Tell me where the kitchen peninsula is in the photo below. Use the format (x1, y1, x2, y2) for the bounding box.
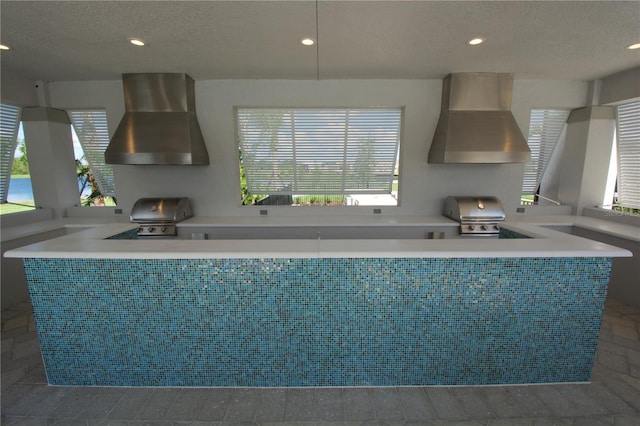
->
(5, 218, 631, 387)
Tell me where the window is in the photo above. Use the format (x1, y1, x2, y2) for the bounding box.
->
(1, 104, 35, 214)
(615, 101, 640, 210)
(521, 109, 569, 203)
(1, 104, 21, 203)
(68, 110, 116, 204)
(237, 108, 401, 206)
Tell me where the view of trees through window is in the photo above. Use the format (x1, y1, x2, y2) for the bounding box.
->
(0, 122, 115, 215)
(2, 123, 36, 214)
(237, 108, 402, 207)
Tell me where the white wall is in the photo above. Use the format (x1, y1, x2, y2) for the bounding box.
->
(44, 78, 588, 218)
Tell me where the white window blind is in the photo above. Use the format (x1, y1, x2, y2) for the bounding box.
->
(616, 101, 640, 209)
(237, 108, 401, 195)
(522, 109, 569, 195)
(68, 110, 116, 197)
(0, 104, 21, 203)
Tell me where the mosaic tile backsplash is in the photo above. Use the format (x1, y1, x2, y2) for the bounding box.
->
(23, 256, 611, 387)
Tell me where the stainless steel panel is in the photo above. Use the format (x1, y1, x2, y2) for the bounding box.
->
(445, 73, 513, 111)
(122, 73, 193, 112)
(428, 72, 531, 164)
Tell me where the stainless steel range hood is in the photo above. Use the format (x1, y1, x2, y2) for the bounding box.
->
(105, 73, 209, 165)
(428, 73, 530, 164)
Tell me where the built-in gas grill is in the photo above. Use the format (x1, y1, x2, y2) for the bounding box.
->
(443, 196, 505, 237)
(130, 197, 193, 237)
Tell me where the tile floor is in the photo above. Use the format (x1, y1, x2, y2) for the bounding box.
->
(1, 297, 639, 426)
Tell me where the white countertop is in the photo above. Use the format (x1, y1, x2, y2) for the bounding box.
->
(3, 216, 633, 260)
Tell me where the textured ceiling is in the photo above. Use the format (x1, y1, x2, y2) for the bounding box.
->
(1, 1, 639, 82)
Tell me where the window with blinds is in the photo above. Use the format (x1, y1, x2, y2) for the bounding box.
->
(0, 104, 21, 203)
(68, 110, 116, 197)
(522, 109, 570, 197)
(237, 108, 401, 205)
(615, 101, 640, 210)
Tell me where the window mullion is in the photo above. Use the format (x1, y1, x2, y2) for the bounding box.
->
(291, 110, 298, 193)
(341, 110, 350, 193)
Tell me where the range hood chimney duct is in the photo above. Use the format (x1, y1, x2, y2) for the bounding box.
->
(428, 73, 531, 164)
(105, 73, 209, 165)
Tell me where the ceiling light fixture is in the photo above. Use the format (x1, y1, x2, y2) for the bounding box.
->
(0, 44, 10, 51)
(301, 38, 315, 46)
(626, 42, 640, 50)
(467, 37, 485, 46)
(129, 38, 146, 47)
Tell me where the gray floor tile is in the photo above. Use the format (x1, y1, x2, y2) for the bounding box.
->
(50, 387, 100, 418)
(23, 386, 68, 417)
(397, 387, 437, 421)
(504, 386, 549, 417)
(194, 388, 233, 421)
(425, 387, 466, 421)
(76, 388, 127, 419)
(313, 388, 344, 422)
(481, 386, 523, 418)
(369, 387, 404, 422)
(450, 387, 495, 420)
(283, 388, 319, 421)
(572, 415, 616, 425)
(342, 387, 376, 421)
(613, 414, 640, 425)
(530, 385, 582, 417)
(581, 383, 637, 415)
(106, 388, 153, 419)
(135, 388, 181, 420)
(254, 388, 287, 422)
(163, 388, 209, 421)
(555, 385, 609, 417)
(531, 419, 573, 426)
(281, 387, 345, 422)
(223, 388, 260, 422)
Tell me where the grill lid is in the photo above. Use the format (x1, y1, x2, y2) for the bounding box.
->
(130, 197, 193, 224)
(444, 196, 505, 235)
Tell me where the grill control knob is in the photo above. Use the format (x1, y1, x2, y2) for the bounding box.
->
(468, 225, 476, 231)
(481, 225, 488, 231)
(148, 227, 155, 233)
(161, 227, 168, 233)
(494, 225, 500, 231)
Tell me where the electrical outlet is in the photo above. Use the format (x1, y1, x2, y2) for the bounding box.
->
(516, 207, 525, 213)
(114, 208, 123, 215)
(373, 208, 382, 214)
(260, 210, 268, 216)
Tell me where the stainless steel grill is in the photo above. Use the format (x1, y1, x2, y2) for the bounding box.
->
(130, 197, 193, 237)
(443, 196, 505, 237)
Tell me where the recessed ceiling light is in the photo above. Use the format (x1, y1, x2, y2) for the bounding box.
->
(129, 38, 146, 47)
(626, 42, 640, 50)
(467, 38, 485, 46)
(301, 38, 315, 46)
(0, 44, 10, 51)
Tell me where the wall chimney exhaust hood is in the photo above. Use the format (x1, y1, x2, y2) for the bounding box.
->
(105, 73, 209, 165)
(428, 73, 531, 164)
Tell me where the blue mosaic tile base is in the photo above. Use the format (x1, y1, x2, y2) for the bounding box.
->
(23, 257, 611, 387)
